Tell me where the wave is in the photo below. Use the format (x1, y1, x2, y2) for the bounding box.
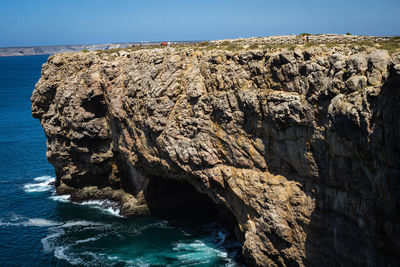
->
(0, 220, 20, 227)
(0, 217, 105, 231)
(54, 245, 84, 266)
(27, 218, 60, 227)
(41, 220, 110, 266)
(104, 206, 121, 217)
(41, 229, 64, 252)
(0, 217, 59, 227)
(24, 176, 55, 193)
(172, 224, 242, 266)
(42, 229, 106, 266)
(50, 192, 123, 217)
(49, 194, 70, 202)
(61, 220, 104, 228)
(173, 240, 235, 266)
(77, 199, 123, 217)
(75, 236, 101, 244)
(34, 175, 54, 182)
(26, 176, 122, 217)
(52, 246, 114, 266)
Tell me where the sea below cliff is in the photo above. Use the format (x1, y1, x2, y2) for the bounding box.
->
(0, 55, 243, 266)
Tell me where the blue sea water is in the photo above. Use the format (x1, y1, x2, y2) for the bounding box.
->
(0, 55, 243, 267)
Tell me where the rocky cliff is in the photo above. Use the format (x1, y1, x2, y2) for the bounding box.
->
(31, 43, 400, 266)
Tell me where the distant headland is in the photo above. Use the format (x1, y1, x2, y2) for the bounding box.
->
(0, 41, 197, 57)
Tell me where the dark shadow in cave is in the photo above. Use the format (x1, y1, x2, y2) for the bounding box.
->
(143, 175, 247, 265)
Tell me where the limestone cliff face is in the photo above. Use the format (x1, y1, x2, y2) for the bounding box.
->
(31, 46, 400, 266)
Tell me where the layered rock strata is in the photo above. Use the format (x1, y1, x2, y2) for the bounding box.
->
(31, 45, 400, 266)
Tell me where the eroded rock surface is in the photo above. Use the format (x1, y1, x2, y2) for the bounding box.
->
(31, 46, 400, 266)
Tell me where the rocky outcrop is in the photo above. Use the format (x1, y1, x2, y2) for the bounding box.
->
(31, 44, 400, 266)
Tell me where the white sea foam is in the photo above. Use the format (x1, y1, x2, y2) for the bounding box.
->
(26, 218, 60, 227)
(41, 221, 108, 266)
(104, 206, 121, 217)
(107, 255, 120, 261)
(78, 199, 123, 217)
(49, 194, 123, 217)
(0, 215, 105, 232)
(130, 258, 150, 267)
(0, 217, 60, 228)
(80, 199, 107, 205)
(53, 246, 110, 266)
(9, 213, 25, 222)
(61, 220, 104, 228)
(171, 224, 241, 266)
(0, 220, 20, 227)
(174, 240, 230, 265)
(43, 231, 108, 267)
(54, 245, 84, 265)
(75, 236, 100, 244)
(34, 175, 54, 182)
(49, 194, 70, 202)
(41, 229, 64, 252)
(24, 176, 55, 192)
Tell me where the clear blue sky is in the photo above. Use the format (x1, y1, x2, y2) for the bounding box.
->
(0, 0, 399, 47)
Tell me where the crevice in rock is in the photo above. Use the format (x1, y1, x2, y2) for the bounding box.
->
(113, 150, 148, 195)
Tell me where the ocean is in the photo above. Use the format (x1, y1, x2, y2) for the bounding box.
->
(0, 55, 243, 266)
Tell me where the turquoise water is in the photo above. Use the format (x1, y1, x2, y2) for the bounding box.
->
(0, 55, 243, 266)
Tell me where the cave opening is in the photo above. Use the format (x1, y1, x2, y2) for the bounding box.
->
(144, 175, 237, 228)
(143, 175, 246, 264)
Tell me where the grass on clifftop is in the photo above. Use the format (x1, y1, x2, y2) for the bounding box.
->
(378, 41, 400, 55)
(302, 40, 400, 54)
(92, 37, 400, 56)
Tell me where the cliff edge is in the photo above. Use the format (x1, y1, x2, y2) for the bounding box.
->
(31, 42, 400, 266)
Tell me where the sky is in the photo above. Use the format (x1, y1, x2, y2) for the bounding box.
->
(0, 0, 399, 47)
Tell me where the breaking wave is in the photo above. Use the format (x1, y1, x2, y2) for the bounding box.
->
(23, 176, 55, 192)
(49, 194, 70, 202)
(0, 216, 103, 229)
(78, 199, 122, 217)
(50, 194, 123, 217)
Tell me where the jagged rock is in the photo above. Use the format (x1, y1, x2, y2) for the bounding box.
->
(346, 75, 367, 92)
(31, 45, 400, 267)
(367, 50, 391, 86)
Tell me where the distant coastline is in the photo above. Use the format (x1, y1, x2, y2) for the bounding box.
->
(0, 42, 138, 57)
(0, 41, 199, 57)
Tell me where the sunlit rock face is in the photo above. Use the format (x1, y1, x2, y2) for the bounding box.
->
(32, 45, 400, 266)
